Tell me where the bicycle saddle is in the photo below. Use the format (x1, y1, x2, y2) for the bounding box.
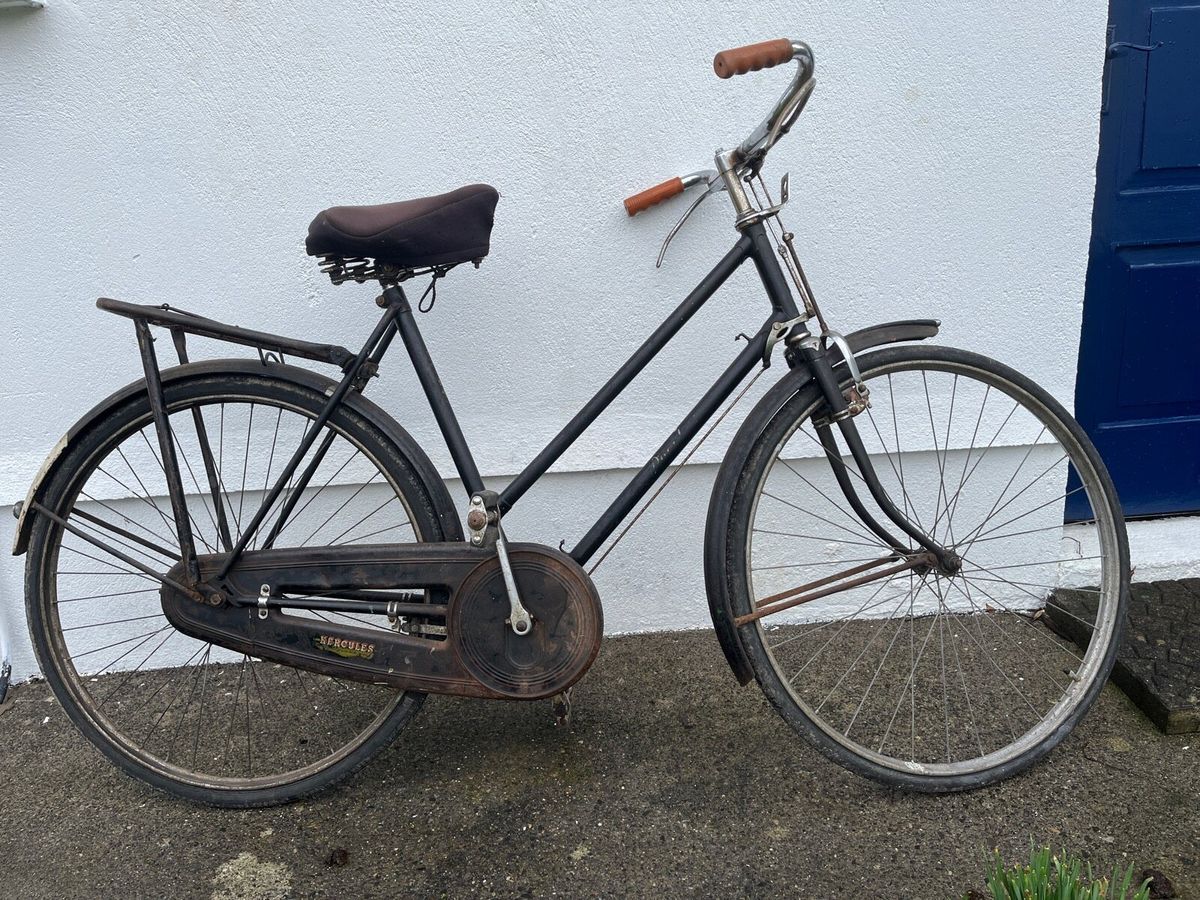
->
(305, 183, 499, 270)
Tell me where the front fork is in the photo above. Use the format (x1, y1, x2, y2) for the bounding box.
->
(787, 330, 960, 575)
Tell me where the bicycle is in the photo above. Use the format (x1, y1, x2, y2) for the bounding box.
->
(13, 38, 1129, 807)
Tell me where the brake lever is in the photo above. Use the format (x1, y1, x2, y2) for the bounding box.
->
(656, 172, 726, 268)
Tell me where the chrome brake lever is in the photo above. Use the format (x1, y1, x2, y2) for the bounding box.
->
(656, 172, 726, 268)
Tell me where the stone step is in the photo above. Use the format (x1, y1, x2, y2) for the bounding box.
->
(1050, 578, 1200, 734)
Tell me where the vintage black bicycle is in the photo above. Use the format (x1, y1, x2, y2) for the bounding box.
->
(15, 39, 1129, 807)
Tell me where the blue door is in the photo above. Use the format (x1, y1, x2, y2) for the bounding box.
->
(1070, 0, 1200, 520)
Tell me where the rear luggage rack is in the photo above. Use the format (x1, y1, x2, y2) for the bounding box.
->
(96, 297, 358, 371)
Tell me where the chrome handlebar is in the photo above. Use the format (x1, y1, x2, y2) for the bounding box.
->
(737, 40, 815, 168)
(626, 39, 817, 263)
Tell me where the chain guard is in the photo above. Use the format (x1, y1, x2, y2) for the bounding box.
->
(159, 541, 602, 701)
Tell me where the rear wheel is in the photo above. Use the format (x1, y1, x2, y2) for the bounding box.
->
(25, 369, 452, 807)
(721, 345, 1128, 791)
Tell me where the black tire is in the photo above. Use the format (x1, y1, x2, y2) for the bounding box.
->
(25, 366, 456, 807)
(715, 345, 1129, 791)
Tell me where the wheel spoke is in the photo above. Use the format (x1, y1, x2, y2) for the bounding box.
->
(761, 487, 890, 549)
(136, 430, 217, 554)
(752, 527, 888, 550)
(939, 384, 990, 542)
(327, 493, 399, 545)
(886, 373, 924, 533)
(55, 587, 157, 606)
(841, 584, 931, 737)
(876, 607, 940, 754)
(959, 486, 1086, 553)
(777, 459, 889, 546)
(941, 578, 1073, 689)
(334, 520, 415, 545)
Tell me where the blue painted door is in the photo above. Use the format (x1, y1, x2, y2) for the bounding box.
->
(1070, 0, 1200, 520)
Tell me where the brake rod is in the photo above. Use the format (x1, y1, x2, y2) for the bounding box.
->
(733, 552, 934, 626)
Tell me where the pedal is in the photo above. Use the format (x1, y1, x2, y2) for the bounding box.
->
(552, 689, 573, 728)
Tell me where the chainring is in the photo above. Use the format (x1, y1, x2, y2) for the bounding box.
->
(449, 546, 603, 699)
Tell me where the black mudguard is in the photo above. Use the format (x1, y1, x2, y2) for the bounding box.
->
(703, 319, 939, 685)
(12, 359, 462, 555)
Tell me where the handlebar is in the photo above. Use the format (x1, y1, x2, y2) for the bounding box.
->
(624, 171, 714, 217)
(624, 177, 685, 216)
(732, 39, 814, 162)
(713, 39, 795, 79)
(623, 38, 815, 216)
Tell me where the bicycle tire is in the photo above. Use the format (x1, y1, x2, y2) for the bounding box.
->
(25, 366, 455, 807)
(715, 344, 1129, 791)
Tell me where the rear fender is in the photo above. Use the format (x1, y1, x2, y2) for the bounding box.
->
(12, 359, 463, 554)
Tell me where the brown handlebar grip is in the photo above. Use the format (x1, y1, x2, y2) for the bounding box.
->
(713, 39, 794, 79)
(623, 177, 685, 216)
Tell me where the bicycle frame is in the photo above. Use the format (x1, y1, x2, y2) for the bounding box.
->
(416, 221, 802, 565)
(56, 218, 949, 594)
(60, 219, 792, 583)
(241, 218, 802, 576)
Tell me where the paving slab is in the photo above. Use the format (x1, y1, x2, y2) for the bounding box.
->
(0, 630, 1196, 899)
(1053, 579, 1200, 734)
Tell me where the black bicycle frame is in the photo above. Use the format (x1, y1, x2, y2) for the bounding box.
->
(103, 217, 947, 584)
(392, 221, 803, 566)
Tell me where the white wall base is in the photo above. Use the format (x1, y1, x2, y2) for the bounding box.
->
(1064, 514, 1200, 584)
(3, 459, 1196, 683)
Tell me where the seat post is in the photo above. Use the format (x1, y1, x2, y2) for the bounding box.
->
(385, 284, 486, 497)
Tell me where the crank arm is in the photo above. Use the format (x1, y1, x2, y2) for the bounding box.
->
(495, 523, 533, 635)
(468, 490, 534, 636)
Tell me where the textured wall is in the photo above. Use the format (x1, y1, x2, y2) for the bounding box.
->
(0, 1, 1110, 679)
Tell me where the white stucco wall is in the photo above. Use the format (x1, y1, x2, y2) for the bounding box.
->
(0, 0, 1115, 680)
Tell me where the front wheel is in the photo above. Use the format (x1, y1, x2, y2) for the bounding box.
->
(717, 345, 1128, 791)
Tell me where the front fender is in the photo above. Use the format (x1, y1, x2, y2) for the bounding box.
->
(12, 359, 463, 555)
(703, 319, 939, 685)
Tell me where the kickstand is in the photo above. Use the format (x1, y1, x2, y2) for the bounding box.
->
(552, 689, 572, 728)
